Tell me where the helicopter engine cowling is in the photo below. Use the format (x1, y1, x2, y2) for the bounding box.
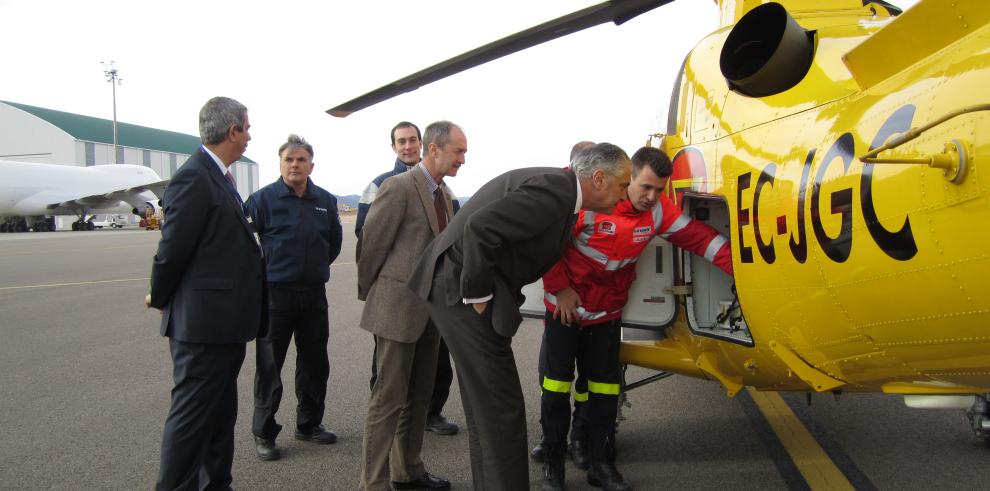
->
(719, 2, 815, 97)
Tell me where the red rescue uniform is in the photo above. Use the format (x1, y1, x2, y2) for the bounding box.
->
(538, 194, 732, 469)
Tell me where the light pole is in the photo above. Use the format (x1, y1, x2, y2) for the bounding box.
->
(102, 61, 122, 164)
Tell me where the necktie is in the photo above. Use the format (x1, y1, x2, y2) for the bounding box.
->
(224, 170, 245, 211)
(434, 188, 448, 233)
(224, 170, 237, 191)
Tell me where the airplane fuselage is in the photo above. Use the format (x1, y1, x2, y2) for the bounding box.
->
(0, 160, 164, 217)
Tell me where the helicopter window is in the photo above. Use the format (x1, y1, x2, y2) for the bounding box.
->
(666, 54, 689, 136)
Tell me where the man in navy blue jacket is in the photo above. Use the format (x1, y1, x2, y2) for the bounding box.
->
(246, 134, 343, 461)
(355, 121, 422, 248)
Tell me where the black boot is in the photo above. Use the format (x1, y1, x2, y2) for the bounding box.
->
(568, 439, 589, 470)
(542, 450, 567, 491)
(531, 440, 546, 462)
(254, 436, 281, 461)
(587, 430, 631, 490)
(587, 461, 631, 491)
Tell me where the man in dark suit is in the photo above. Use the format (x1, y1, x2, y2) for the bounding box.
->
(407, 143, 632, 490)
(145, 96, 266, 491)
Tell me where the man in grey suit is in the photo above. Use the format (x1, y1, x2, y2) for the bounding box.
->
(357, 121, 463, 491)
(145, 96, 266, 490)
(407, 143, 632, 490)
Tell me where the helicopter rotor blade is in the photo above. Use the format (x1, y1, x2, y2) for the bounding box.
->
(327, 0, 674, 117)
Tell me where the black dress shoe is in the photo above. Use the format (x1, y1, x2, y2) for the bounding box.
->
(391, 472, 451, 490)
(531, 441, 546, 462)
(425, 413, 459, 435)
(294, 425, 337, 444)
(587, 461, 632, 491)
(254, 436, 280, 461)
(569, 440, 589, 470)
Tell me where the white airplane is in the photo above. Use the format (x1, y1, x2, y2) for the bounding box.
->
(0, 159, 168, 232)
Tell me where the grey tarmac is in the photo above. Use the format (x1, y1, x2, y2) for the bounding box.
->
(0, 221, 985, 490)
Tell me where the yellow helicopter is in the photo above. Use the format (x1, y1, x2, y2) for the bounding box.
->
(330, 0, 990, 444)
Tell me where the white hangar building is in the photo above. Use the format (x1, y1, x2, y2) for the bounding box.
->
(0, 100, 259, 200)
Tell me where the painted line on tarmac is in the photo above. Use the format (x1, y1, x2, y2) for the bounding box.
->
(2, 244, 153, 257)
(744, 388, 855, 490)
(779, 392, 878, 490)
(0, 277, 149, 291)
(737, 389, 810, 490)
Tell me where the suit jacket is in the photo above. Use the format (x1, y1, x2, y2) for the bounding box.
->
(358, 165, 453, 343)
(408, 167, 578, 338)
(149, 147, 266, 344)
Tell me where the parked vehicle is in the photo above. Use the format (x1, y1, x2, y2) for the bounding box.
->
(90, 214, 127, 229)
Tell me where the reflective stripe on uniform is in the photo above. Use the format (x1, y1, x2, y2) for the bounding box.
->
(571, 241, 640, 271)
(574, 391, 589, 402)
(570, 210, 642, 271)
(543, 376, 572, 394)
(583, 211, 597, 227)
(651, 201, 664, 228)
(574, 211, 597, 246)
(705, 234, 728, 262)
(544, 291, 611, 321)
(659, 214, 692, 239)
(587, 380, 621, 395)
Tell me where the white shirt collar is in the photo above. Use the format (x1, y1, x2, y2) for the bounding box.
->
(574, 173, 582, 214)
(201, 145, 230, 176)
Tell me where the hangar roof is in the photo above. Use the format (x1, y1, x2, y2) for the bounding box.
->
(1, 100, 256, 164)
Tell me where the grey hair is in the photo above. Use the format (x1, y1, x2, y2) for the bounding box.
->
(199, 96, 247, 145)
(571, 142, 629, 179)
(422, 120, 462, 150)
(569, 141, 595, 163)
(279, 134, 314, 159)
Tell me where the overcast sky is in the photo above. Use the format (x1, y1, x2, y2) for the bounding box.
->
(0, 0, 917, 196)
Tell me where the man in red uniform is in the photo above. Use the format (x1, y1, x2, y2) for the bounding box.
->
(539, 146, 732, 491)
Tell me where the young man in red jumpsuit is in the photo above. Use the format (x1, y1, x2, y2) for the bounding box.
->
(539, 146, 733, 491)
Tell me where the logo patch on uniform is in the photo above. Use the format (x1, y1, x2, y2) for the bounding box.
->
(599, 221, 616, 235)
(633, 226, 652, 235)
(315, 207, 328, 212)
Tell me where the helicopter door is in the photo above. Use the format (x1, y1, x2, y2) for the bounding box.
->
(520, 278, 547, 319)
(618, 236, 678, 341)
(519, 237, 678, 333)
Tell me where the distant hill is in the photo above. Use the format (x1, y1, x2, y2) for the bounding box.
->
(334, 194, 360, 208)
(333, 194, 469, 209)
